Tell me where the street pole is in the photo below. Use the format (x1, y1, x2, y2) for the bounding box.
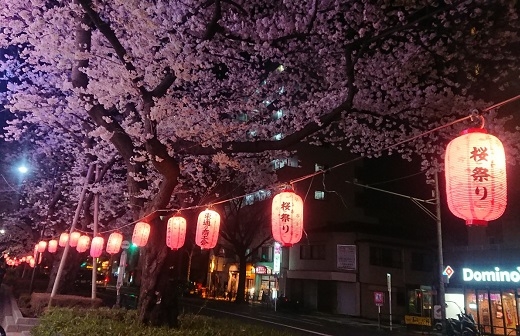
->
(115, 248, 128, 308)
(387, 273, 392, 331)
(435, 173, 447, 334)
(49, 164, 94, 306)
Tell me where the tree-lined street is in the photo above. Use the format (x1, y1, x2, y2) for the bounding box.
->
(1, 0, 520, 333)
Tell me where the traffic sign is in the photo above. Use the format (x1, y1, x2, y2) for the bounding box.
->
(374, 291, 384, 306)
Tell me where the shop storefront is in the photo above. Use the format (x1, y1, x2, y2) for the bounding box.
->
(445, 265, 520, 335)
(252, 265, 277, 302)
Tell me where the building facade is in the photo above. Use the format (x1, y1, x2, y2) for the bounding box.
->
(283, 228, 435, 322)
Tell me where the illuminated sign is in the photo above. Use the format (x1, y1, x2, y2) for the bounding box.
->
(255, 265, 268, 274)
(463, 267, 520, 283)
(273, 242, 281, 274)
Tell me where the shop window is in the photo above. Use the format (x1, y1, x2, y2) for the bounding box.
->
(477, 290, 492, 335)
(490, 291, 505, 335)
(407, 289, 432, 314)
(300, 244, 326, 260)
(369, 246, 402, 268)
(501, 291, 517, 335)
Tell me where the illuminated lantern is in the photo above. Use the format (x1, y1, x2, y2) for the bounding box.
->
(132, 222, 150, 247)
(59, 232, 69, 247)
(29, 258, 35, 268)
(166, 216, 187, 250)
(271, 189, 304, 247)
(106, 232, 123, 254)
(90, 236, 104, 258)
(76, 235, 90, 253)
(195, 209, 220, 249)
(445, 128, 507, 226)
(69, 231, 81, 247)
(48, 239, 58, 253)
(37, 240, 47, 253)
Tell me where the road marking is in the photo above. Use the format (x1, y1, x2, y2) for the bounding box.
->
(256, 313, 322, 326)
(202, 307, 333, 336)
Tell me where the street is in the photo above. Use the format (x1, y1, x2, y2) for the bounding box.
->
(180, 297, 407, 336)
(95, 286, 423, 336)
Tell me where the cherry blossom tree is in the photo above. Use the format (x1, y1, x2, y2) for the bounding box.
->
(1, 0, 520, 327)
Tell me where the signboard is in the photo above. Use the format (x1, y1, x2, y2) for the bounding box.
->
(255, 265, 268, 274)
(462, 267, 520, 283)
(121, 240, 130, 250)
(273, 242, 281, 274)
(434, 305, 442, 320)
(337, 245, 356, 271)
(374, 291, 384, 306)
(443, 265, 454, 279)
(405, 315, 432, 326)
(116, 250, 127, 290)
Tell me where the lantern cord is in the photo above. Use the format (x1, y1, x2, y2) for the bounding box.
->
(481, 93, 520, 112)
(28, 94, 520, 246)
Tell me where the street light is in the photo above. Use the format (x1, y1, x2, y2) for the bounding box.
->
(17, 165, 28, 174)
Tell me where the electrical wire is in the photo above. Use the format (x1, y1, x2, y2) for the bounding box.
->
(31, 94, 520, 240)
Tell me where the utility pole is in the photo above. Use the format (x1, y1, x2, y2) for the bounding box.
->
(434, 173, 447, 335)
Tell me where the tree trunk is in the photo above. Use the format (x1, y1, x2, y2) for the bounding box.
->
(235, 254, 248, 304)
(46, 250, 83, 293)
(137, 216, 179, 327)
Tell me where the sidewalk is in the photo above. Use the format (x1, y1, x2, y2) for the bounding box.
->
(0, 285, 37, 336)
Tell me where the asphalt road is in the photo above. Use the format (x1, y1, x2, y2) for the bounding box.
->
(180, 297, 400, 336)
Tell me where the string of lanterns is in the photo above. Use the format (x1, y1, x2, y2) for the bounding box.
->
(13, 187, 306, 267)
(4, 108, 514, 265)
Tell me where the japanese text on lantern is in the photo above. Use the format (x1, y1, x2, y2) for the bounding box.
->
(280, 201, 291, 233)
(470, 146, 489, 200)
(200, 212, 211, 246)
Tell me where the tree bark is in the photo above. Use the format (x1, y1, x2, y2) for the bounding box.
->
(137, 215, 180, 327)
(235, 253, 248, 304)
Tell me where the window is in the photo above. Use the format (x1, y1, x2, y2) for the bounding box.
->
(314, 190, 325, 200)
(272, 109, 283, 120)
(369, 246, 402, 268)
(300, 244, 326, 260)
(411, 252, 433, 272)
(260, 246, 272, 262)
(271, 157, 299, 170)
(244, 189, 272, 205)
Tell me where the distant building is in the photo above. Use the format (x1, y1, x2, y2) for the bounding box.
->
(283, 224, 435, 322)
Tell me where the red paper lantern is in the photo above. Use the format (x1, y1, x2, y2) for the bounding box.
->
(59, 232, 69, 247)
(48, 239, 58, 253)
(76, 235, 90, 253)
(132, 222, 150, 247)
(271, 189, 304, 247)
(195, 209, 220, 249)
(166, 216, 187, 250)
(90, 236, 104, 258)
(69, 231, 81, 247)
(29, 258, 35, 268)
(106, 232, 123, 254)
(445, 128, 507, 226)
(37, 240, 47, 253)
